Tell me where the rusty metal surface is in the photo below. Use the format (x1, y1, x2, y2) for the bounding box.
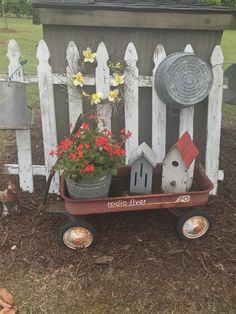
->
(60, 165, 213, 216)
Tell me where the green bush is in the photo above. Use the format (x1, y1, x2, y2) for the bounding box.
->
(202, 0, 236, 7)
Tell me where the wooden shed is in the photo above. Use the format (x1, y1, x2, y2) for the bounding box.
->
(32, 0, 236, 195)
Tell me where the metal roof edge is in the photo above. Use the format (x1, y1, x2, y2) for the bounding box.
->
(31, 1, 236, 14)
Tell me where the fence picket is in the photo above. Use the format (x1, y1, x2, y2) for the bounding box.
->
(179, 44, 195, 190)
(124, 43, 139, 162)
(37, 40, 59, 193)
(96, 42, 111, 130)
(205, 45, 224, 195)
(152, 44, 166, 161)
(180, 44, 194, 138)
(66, 41, 83, 131)
(7, 39, 34, 192)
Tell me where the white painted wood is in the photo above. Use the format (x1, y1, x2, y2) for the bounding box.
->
(162, 149, 191, 193)
(180, 44, 194, 138)
(178, 44, 195, 191)
(124, 43, 139, 163)
(218, 170, 224, 181)
(152, 44, 167, 161)
(128, 142, 158, 167)
(66, 41, 83, 131)
(95, 42, 111, 130)
(206, 45, 224, 195)
(5, 164, 46, 176)
(7, 39, 24, 81)
(7, 39, 34, 192)
(37, 40, 59, 193)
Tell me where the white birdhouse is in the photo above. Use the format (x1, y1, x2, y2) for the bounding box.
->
(162, 132, 199, 193)
(128, 142, 158, 195)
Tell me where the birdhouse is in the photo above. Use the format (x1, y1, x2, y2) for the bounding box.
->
(162, 132, 199, 193)
(128, 142, 158, 195)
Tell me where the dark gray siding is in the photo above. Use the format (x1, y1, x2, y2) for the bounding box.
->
(44, 25, 222, 163)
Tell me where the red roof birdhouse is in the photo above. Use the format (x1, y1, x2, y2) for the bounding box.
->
(162, 132, 199, 193)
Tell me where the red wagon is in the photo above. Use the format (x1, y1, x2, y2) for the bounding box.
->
(45, 164, 214, 250)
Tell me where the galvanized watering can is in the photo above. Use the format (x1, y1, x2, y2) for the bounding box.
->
(0, 81, 28, 130)
(154, 52, 213, 108)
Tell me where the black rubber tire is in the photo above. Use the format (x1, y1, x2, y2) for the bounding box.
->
(58, 220, 97, 250)
(177, 209, 212, 240)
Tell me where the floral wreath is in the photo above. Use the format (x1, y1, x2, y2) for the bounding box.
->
(72, 47, 125, 110)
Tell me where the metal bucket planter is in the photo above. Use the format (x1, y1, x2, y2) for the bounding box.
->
(66, 173, 112, 200)
(0, 81, 28, 130)
(154, 52, 213, 108)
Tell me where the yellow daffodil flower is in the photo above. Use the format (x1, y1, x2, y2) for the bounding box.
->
(73, 72, 84, 87)
(109, 62, 122, 70)
(82, 90, 90, 97)
(111, 73, 124, 86)
(108, 89, 119, 103)
(91, 92, 103, 105)
(83, 47, 97, 63)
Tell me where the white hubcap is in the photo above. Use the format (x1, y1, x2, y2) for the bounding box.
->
(182, 216, 209, 239)
(63, 226, 93, 249)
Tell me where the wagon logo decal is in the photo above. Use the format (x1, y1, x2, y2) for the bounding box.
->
(175, 195, 190, 203)
(107, 195, 190, 208)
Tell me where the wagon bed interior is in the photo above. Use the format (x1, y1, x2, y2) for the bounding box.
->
(63, 164, 212, 200)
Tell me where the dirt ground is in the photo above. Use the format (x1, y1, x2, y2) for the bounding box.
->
(0, 112, 236, 314)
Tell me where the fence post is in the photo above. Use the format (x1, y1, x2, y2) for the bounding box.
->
(152, 44, 166, 161)
(124, 43, 139, 163)
(95, 42, 111, 130)
(205, 45, 224, 195)
(37, 40, 59, 193)
(66, 41, 83, 131)
(7, 39, 34, 192)
(179, 44, 195, 190)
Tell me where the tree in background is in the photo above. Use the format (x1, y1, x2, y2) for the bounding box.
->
(202, 0, 236, 6)
(0, 0, 32, 18)
(1, 0, 8, 29)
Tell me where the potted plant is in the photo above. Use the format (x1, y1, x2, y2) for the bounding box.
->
(50, 115, 131, 200)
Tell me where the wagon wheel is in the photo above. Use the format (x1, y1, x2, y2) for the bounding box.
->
(177, 209, 212, 240)
(59, 220, 97, 250)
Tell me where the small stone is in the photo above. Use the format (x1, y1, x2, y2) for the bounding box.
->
(95, 255, 114, 265)
(10, 245, 17, 251)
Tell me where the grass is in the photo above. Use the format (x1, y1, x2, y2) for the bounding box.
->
(221, 30, 236, 69)
(221, 30, 236, 122)
(0, 17, 42, 74)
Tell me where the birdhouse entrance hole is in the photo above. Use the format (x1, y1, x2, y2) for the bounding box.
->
(140, 163, 143, 177)
(172, 161, 179, 167)
(133, 164, 149, 189)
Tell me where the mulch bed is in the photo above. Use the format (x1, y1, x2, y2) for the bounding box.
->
(0, 118, 236, 312)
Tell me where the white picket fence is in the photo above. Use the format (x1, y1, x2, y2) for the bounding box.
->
(0, 39, 224, 195)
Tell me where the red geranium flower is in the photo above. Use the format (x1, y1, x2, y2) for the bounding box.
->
(81, 122, 89, 129)
(51, 116, 131, 182)
(96, 135, 109, 147)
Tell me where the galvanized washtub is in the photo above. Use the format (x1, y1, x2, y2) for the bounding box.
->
(0, 81, 28, 130)
(155, 52, 213, 108)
